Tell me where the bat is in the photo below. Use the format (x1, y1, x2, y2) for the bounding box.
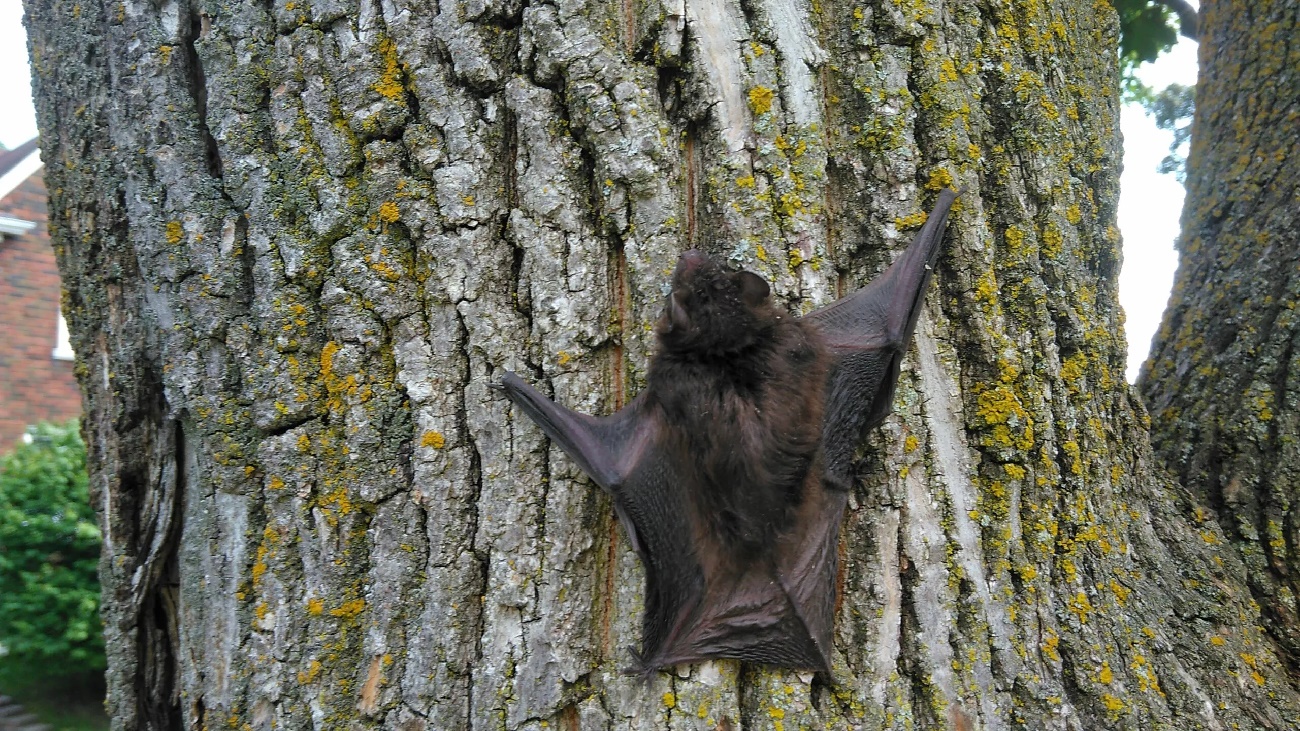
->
(493, 189, 958, 674)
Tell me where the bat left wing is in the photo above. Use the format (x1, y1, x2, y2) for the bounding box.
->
(495, 370, 654, 495)
(805, 189, 958, 484)
(495, 371, 706, 669)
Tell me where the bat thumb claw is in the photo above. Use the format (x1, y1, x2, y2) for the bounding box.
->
(489, 369, 524, 393)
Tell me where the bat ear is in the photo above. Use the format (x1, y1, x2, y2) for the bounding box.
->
(736, 271, 770, 306)
(664, 292, 691, 331)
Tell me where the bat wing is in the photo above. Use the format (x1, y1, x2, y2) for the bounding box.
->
(496, 371, 654, 497)
(495, 372, 705, 664)
(806, 189, 958, 484)
(771, 480, 849, 672)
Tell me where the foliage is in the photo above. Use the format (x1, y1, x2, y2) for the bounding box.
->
(1115, 0, 1184, 101)
(1116, 0, 1181, 69)
(0, 420, 104, 680)
(1114, 1, 1197, 179)
(1150, 82, 1195, 181)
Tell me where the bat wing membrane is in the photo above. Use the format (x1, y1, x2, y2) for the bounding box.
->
(772, 482, 849, 672)
(497, 370, 654, 493)
(497, 371, 706, 663)
(805, 190, 957, 484)
(805, 189, 956, 353)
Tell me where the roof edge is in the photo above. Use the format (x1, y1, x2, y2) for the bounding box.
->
(0, 214, 37, 237)
(0, 147, 44, 203)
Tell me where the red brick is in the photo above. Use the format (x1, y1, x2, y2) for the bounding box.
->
(0, 166, 82, 451)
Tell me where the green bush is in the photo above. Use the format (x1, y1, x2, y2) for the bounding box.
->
(0, 420, 104, 678)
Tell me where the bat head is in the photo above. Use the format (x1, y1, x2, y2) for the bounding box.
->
(655, 249, 779, 357)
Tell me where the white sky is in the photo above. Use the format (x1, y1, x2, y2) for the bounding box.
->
(1117, 38, 1199, 380)
(0, 1, 36, 148)
(0, 0, 1195, 381)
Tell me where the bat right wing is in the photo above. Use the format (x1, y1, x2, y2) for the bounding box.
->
(805, 189, 958, 484)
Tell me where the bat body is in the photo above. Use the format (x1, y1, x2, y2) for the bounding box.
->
(496, 189, 958, 673)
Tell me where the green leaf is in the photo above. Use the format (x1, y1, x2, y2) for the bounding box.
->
(0, 420, 105, 679)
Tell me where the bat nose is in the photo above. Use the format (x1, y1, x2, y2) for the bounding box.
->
(676, 249, 706, 274)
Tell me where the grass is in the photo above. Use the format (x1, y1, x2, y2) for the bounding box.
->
(0, 669, 108, 731)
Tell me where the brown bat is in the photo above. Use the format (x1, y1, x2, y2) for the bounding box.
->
(494, 189, 958, 674)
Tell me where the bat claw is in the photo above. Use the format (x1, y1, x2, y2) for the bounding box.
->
(489, 369, 523, 394)
(620, 646, 656, 678)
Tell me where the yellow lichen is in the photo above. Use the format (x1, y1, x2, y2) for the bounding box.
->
(1068, 591, 1093, 624)
(372, 37, 405, 100)
(297, 659, 321, 684)
(1042, 224, 1064, 258)
(330, 598, 367, 619)
(926, 168, 955, 191)
(1041, 631, 1060, 661)
(974, 270, 999, 305)
(1109, 579, 1130, 605)
(748, 86, 775, 115)
(895, 211, 929, 229)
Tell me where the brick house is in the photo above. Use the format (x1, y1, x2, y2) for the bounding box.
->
(0, 138, 81, 451)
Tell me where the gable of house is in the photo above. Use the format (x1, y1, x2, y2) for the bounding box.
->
(0, 139, 81, 451)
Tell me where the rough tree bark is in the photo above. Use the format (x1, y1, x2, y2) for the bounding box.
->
(1141, 0, 1300, 670)
(21, 0, 1300, 729)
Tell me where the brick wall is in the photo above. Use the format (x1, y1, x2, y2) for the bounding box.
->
(0, 168, 82, 452)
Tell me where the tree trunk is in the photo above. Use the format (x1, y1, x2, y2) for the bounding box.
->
(1140, 0, 1300, 671)
(22, 0, 1300, 728)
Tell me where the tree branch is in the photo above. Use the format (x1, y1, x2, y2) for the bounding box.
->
(1156, 0, 1200, 41)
